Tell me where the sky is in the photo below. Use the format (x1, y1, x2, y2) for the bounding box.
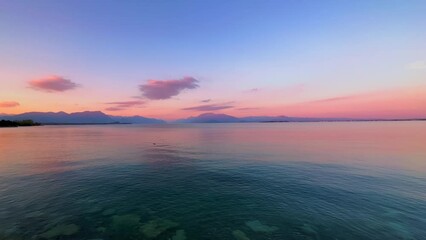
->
(0, 0, 425, 120)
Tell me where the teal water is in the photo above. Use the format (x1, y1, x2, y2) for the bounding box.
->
(0, 122, 425, 240)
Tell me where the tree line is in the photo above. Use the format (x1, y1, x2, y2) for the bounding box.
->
(0, 119, 41, 127)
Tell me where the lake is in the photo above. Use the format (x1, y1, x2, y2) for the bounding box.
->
(0, 122, 425, 239)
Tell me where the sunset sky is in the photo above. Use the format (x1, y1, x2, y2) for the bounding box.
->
(1, 0, 425, 120)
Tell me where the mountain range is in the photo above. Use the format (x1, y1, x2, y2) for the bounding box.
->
(0, 111, 165, 124)
(175, 113, 351, 123)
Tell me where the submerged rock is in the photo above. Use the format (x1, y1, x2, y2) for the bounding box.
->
(0, 234, 23, 240)
(40, 224, 80, 239)
(86, 206, 103, 214)
(387, 222, 414, 240)
(245, 220, 278, 233)
(2, 225, 19, 236)
(102, 208, 116, 216)
(44, 215, 71, 230)
(109, 214, 141, 240)
(172, 229, 187, 240)
(96, 227, 106, 233)
(0, 227, 22, 240)
(300, 223, 320, 239)
(383, 209, 405, 218)
(232, 230, 250, 240)
(140, 218, 179, 238)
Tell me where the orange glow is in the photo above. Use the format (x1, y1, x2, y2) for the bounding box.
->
(1, 85, 425, 120)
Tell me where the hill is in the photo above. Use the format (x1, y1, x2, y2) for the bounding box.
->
(2, 111, 164, 124)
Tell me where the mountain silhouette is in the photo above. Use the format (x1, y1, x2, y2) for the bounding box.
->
(1, 111, 164, 124)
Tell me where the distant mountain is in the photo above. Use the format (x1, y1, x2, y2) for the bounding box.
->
(175, 113, 358, 123)
(241, 116, 352, 122)
(2, 111, 420, 125)
(110, 115, 165, 124)
(240, 115, 291, 122)
(3, 111, 114, 124)
(0, 111, 165, 124)
(176, 113, 240, 123)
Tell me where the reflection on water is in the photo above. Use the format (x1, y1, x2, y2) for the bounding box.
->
(0, 122, 425, 239)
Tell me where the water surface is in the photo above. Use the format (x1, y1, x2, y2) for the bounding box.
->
(0, 122, 425, 239)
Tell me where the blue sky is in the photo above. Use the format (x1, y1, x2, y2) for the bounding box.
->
(1, 0, 425, 119)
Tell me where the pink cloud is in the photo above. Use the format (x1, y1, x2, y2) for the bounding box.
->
(28, 75, 79, 92)
(201, 99, 211, 103)
(104, 100, 145, 111)
(182, 103, 234, 111)
(0, 101, 20, 108)
(139, 77, 199, 100)
(105, 107, 122, 111)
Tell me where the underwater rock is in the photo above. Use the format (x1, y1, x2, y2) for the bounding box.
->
(109, 214, 141, 240)
(245, 220, 278, 233)
(300, 223, 319, 239)
(102, 208, 116, 216)
(86, 206, 103, 214)
(44, 215, 71, 230)
(40, 224, 80, 239)
(0, 235, 23, 240)
(387, 222, 413, 240)
(140, 218, 179, 238)
(2, 225, 19, 236)
(0, 226, 22, 240)
(232, 230, 250, 240)
(138, 206, 156, 215)
(383, 209, 405, 219)
(172, 229, 187, 240)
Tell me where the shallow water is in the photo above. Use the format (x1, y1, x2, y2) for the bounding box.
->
(0, 122, 425, 240)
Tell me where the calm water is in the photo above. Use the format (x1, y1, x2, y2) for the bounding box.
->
(0, 122, 425, 240)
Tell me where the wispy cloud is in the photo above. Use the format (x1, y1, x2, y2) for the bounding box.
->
(105, 101, 145, 107)
(0, 101, 20, 108)
(304, 91, 378, 103)
(182, 103, 234, 111)
(307, 95, 361, 103)
(201, 99, 211, 103)
(104, 100, 145, 111)
(105, 107, 124, 112)
(139, 77, 199, 100)
(245, 88, 260, 93)
(28, 75, 79, 92)
(406, 61, 426, 70)
(237, 107, 260, 111)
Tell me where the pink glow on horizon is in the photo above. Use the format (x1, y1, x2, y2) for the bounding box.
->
(274, 87, 426, 119)
(99, 86, 426, 120)
(1, 84, 425, 120)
